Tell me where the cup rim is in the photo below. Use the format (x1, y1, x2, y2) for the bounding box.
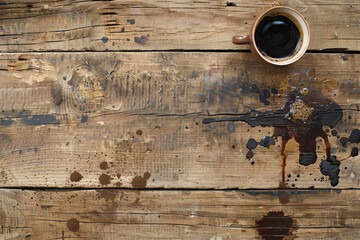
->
(251, 6, 310, 66)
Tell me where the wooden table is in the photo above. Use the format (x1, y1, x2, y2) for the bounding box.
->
(0, 0, 359, 239)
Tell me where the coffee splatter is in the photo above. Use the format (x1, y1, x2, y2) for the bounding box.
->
(351, 147, 358, 157)
(259, 89, 271, 105)
(101, 37, 109, 43)
(99, 161, 109, 170)
(340, 129, 360, 147)
(320, 156, 340, 187)
(81, 115, 88, 123)
(246, 150, 254, 159)
(67, 218, 79, 232)
(246, 136, 275, 161)
(203, 71, 343, 186)
(278, 183, 290, 204)
(96, 189, 118, 202)
(70, 171, 83, 182)
(134, 36, 147, 44)
(131, 172, 151, 189)
(0, 119, 13, 126)
(246, 138, 259, 149)
(99, 174, 111, 185)
(127, 19, 135, 24)
(250, 84, 260, 93)
(256, 211, 295, 240)
(21, 115, 58, 125)
(271, 88, 279, 94)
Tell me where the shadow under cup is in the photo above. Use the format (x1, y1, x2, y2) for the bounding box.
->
(253, 7, 310, 65)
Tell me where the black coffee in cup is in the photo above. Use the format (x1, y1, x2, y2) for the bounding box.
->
(255, 15, 301, 59)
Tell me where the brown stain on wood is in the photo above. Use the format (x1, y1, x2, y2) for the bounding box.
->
(66, 218, 80, 232)
(70, 171, 83, 182)
(278, 182, 290, 204)
(0, 2, 359, 51)
(99, 174, 111, 185)
(0, 53, 358, 190)
(256, 211, 296, 240)
(136, 129, 143, 135)
(99, 161, 109, 170)
(96, 189, 118, 202)
(131, 172, 151, 189)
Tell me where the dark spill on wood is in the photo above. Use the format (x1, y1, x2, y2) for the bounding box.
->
(203, 72, 344, 187)
(131, 172, 151, 189)
(70, 171, 83, 182)
(255, 211, 295, 240)
(66, 218, 80, 232)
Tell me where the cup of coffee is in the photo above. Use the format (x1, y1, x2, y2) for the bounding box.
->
(233, 6, 310, 66)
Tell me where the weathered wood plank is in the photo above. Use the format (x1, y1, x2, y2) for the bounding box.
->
(0, 0, 359, 51)
(0, 52, 359, 189)
(0, 189, 359, 239)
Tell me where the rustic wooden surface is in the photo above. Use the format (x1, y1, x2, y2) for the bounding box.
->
(1, 0, 360, 239)
(0, 0, 359, 51)
(1, 189, 359, 239)
(0, 52, 359, 190)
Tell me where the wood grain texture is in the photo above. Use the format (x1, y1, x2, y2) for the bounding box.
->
(0, 188, 359, 239)
(0, 0, 359, 52)
(0, 52, 359, 189)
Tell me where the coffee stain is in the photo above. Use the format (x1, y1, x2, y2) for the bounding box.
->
(351, 147, 358, 157)
(0, 119, 13, 126)
(320, 156, 340, 187)
(127, 19, 135, 24)
(246, 136, 275, 164)
(21, 115, 58, 125)
(99, 161, 109, 170)
(131, 172, 151, 189)
(203, 70, 344, 187)
(136, 129, 143, 135)
(321, 78, 339, 91)
(101, 36, 109, 43)
(255, 211, 296, 240)
(70, 171, 83, 182)
(340, 129, 360, 147)
(250, 84, 277, 105)
(96, 189, 118, 202)
(99, 174, 111, 185)
(81, 114, 88, 123)
(66, 218, 80, 232)
(134, 35, 148, 44)
(278, 182, 290, 204)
